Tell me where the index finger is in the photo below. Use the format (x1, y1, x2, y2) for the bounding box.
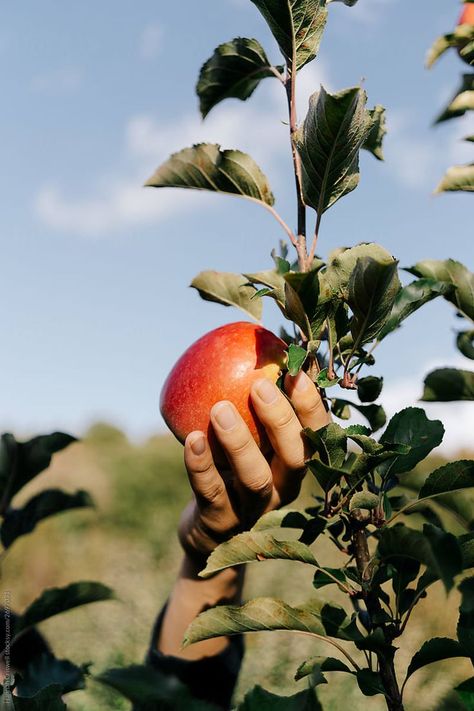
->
(284, 371, 331, 432)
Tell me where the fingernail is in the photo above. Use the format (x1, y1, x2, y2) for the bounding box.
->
(293, 371, 310, 392)
(189, 433, 206, 456)
(212, 402, 237, 431)
(255, 378, 278, 404)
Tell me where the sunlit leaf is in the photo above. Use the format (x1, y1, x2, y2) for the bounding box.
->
(435, 73, 474, 123)
(200, 531, 319, 577)
(145, 144, 275, 206)
(426, 25, 474, 68)
(419, 460, 474, 499)
(305, 423, 347, 467)
(325, 243, 396, 301)
(287, 344, 308, 375)
(436, 163, 474, 194)
(190, 270, 263, 320)
(250, 0, 327, 71)
(407, 258, 474, 320)
(251, 509, 311, 532)
(197, 38, 282, 118)
(362, 105, 387, 160)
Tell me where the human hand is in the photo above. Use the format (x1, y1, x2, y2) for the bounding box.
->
(178, 370, 331, 562)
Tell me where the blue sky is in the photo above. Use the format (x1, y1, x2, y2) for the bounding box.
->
(0, 0, 472, 451)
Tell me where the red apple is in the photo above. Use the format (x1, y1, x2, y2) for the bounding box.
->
(160, 321, 288, 457)
(459, 4, 474, 25)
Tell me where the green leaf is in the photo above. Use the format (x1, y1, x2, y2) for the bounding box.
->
(348, 256, 400, 344)
(95, 664, 217, 710)
(190, 270, 263, 320)
(316, 368, 340, 388)
(405, 638, 469, 682)
(296, 87, 373, 214)
(145, 144, 275, 206)
(196, 38, 282, 118)
(362, 105, 387, 160)
(295, 656, 351, 683)
(458, 577, 474, 657)
(407, 258, 474, 320)
(426, 25, 474, 68)
(0, 432, 77, 503)
(436, 163, 474, 194)
(378, 278, 453, 340)
(422, 368, 474, 401)
(184, 597, 361, 647)
(14, 581, 115, 637)
(457, 331, 474, 360)
(455, 677, 474, 710)
(238, 686, 322, 711)
(377, 523, 463, 591)
(307, 459, 347, 492)
(356, 669, 385, 696)
(325, 243, 396, 301)
(6, 684, 66, 710)
(435, 73, 474, 124)
(305, 422, 347, 467)
(200, 531, 319, 577)
(16, 654, 89, 697)
(349, 491, 380, 511)
(357, 376, 383, 403)
(250, 0, 327, 71)
(379, 407, 444, 476)
(251, 509, 311, 532)
(244, 270, 287, 312)
(313, 568, 347, 590)
(0, 489, 93, 549)
(287, 344, 308, 375)
(332, 399, 387, 432)
(419, 460, 474, 500)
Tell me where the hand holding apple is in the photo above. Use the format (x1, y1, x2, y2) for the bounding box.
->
(177, 370, 331, 561)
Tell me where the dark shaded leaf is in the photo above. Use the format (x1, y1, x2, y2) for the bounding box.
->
(405, 638, 469, 682)
(419, 460, 474, 499)
(251, 509, 311, 532)
(378, 523, 463, 591)
(307, 459, 347, 493)
(426, 24, 474, 68)
(422, 368, 474, 401)
(296, 87, 373, 214)
(457, 331, 474, 360)
(16, 654, 89, 697)
(190, 270, 263, 320)
(378, 278, 453, 340)
(145, 144, 274, 206)
(238, 685, 322, 711)
(305, 422, 347, 467)
(95, 664, 217, 710)
(458, 577, 474, 657)
(379, 407, 444, 476)
(313, 568, 346, 589)
(250, 0, 327, 71)
(316, 368, 340, 388)
(295, 656, 351, 684)
(332, 399, 386, 432)
(7, 684, 66, 710)
(15, 582, 115, 637)
(1, 489, 93, 549)
(349, 257, 400, 344)
(356, 669, 385, 696)
(357, 376, 383, 403)
(197, 38, 281, 118)
(455, 677, 474, 710)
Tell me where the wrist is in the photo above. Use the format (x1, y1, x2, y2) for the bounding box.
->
(180, 554, 245, 607)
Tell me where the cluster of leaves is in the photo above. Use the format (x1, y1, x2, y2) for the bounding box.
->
(0, 433, 113, 708)
(427, 0, 474, 192)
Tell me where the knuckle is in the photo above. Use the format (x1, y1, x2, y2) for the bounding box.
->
(246, 475, 273, 499)
(199, 481, 226, 506)
(272, 406, 296, 431)
(226, 433, 254, 458)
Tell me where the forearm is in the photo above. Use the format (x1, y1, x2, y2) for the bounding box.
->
(157, 554, 245, 661)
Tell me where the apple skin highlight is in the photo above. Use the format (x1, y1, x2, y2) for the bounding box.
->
(160, 322, 288, 455)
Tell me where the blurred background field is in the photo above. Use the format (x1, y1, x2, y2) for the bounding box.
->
(2, 425, 473, 710)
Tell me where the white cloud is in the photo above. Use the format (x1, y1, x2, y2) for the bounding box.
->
(34, 60, 329, 238)
(139, 23, 163, 60)
(30, 68, 82, 94)
(338, 0, 395, 26)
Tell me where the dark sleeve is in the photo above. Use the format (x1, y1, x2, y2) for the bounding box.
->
(143, 604, 244, 710)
